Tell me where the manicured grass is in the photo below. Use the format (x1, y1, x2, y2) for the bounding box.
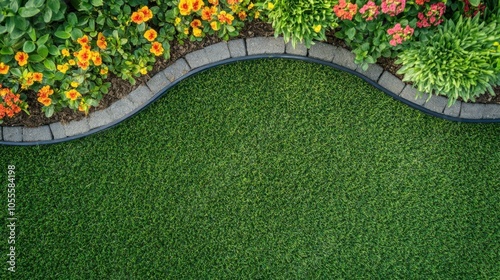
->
(1, 58, 499, 279)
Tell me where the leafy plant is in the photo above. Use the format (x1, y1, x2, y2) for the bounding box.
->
(266, 0, 338, 48)
(396, 15, 500, 105)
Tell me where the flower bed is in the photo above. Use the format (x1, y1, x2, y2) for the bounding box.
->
(0, 0, 498, 125)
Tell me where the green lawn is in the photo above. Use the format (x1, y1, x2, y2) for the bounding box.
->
(1, 58, 499, 279)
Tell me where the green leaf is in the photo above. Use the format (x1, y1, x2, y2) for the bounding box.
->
(226, 25, 236, 32)
(23, 41, 36, 53)
(345, 27, 356, 40)
(0, 47, 14, 55)
(37, 45, 48, 58)
(91, 0, 103, 6)
(43, 59, 56, 71)
(468, 0, 480, 6)
(10, 68, 22, 77)
(10, 29, 25, 40)
(10, 1, 19, 13)
(44, 106, 54, 118)
(71, 28, 83, 41)
(47, 0, 60, 12)
(14, 16, 28, 31)
(27, 27, 36, 41)
(29, 54, 44, 62)
(43, 7, 52, 23)
(48, 45, 59, 56)
(19, 7, 41, 18)
(37, 34, 50, 46)
(54, 30, 71, 39)
(67, 13, 78, 26)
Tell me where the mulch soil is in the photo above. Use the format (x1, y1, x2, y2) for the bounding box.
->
(2, 20, 499, 127)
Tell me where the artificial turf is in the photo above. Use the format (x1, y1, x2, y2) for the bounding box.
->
(1, 58, 499, 279)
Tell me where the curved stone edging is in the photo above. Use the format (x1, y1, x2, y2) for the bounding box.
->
(1, 36, 499, 146)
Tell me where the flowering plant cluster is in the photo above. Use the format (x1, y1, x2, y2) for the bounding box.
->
(0, 86, 28, 124)
(417, 2, 446, 28)
(387, 23, 414, 46)
(333, 0, 358, 20)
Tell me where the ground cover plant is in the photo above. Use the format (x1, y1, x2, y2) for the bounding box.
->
(1, 59, 499, 278)
(0, 0, 499, 126)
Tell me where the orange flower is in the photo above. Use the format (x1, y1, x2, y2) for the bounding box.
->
(191, 0, 204, 11)
(179, 0, 192, 15)
(65, 89, 81, 101)
(201, 7, 214, 20)
(38, 85, 54, 98)
(0, 63, 9, 75)
(91, 52, 102, 66)
(238, 11, 247, 20)
(190, 19, 202, 28)
(77, 35, 89, 46)
(32, 72, 43, 82)
(100, 67, 108, 75)
(139, 6, 153, 21)
(97, 33, 107, 50)
(218, 11, 234, 25)
(37, 97, 52, 106)
(131, 11, 145, 24)
(77, 60, 90, 70)
(15, 52, 29, 67)
(144, 29, 158, 42)
(150, 42, 164, 56)
(193, 27, 202, 37)
(77, 49, 92, 62)
(210, 21, 220, 31)
(209, 0, 219, 5)
(227, 0, 239, 5)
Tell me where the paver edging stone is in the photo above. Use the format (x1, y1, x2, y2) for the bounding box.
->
(1, 36, 499, 145)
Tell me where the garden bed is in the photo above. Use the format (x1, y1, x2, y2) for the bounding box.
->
(1, 20, 499, 128)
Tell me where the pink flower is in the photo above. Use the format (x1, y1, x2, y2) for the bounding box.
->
(416, 2, 445, 28)
(381, 0, 405, 16)
(387, 23, 413, 46)
(359, 1, 380, 21)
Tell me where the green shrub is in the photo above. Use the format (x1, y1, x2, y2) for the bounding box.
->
(266, 0, 338, 48)
(396, 15, 500, 105)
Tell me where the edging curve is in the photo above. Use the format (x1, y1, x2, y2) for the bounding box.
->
(1, 37, 499, 146)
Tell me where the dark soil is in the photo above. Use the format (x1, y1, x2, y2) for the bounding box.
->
(2, 20, 499, 127)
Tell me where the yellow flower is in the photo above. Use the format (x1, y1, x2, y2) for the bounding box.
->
(150, 42, 164, 56)
(248, 2, 254, 9)
(179, 0, 192, 15)
(174, 17, 181, 26)
(144, 29, 158, 42)
(210, 21, 220, 31)
(62, 49, 70, 57)
(140, 67, 148, 75)
(71, 81, 79, 88)
(69, 59, 76, 66)
(267, 2, 274, 10)
(193, 27, 202, 37)
(184, 28, 189, 35)
(0, 63, 10, 75)
(313, 24, 321, 33)
(15, 52, 29, 67)
(100, 67, 108, 75)
(254, 11, 260, 19)
(65, 89, 81, 101)
(57, 64, 69, 74)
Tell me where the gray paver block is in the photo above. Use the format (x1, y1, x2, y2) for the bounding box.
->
(400, 85, 428, 105)
(424, 95, 448, 113)
(0, 127, 2, 141)
(63, 118, 90, 137)
(49, 122, 66, 139)
(246, 37, 285, 55)
(89, 109, 114, 130)
(308, 42, 336, 62)
(108, 98, 136, 120)
(228, 39, 246, 58)
(185, 49, 210, 69)
(3, 126, 22, 142)
(127, 85, 154, 106)
(204, 42, 230, 63)
(356, 63, 383, 81)
(443, 101, 462, 117)
(378, 71, 405, 94)
(147, 72, 170, 93)
(285, 41, 308, 56)
(460, 103, 484, 119)
(163, 58, 191, 82)
(483, 104, 500, 119)
(23, 126, 52, 141)
(332, 47, 357, 70)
